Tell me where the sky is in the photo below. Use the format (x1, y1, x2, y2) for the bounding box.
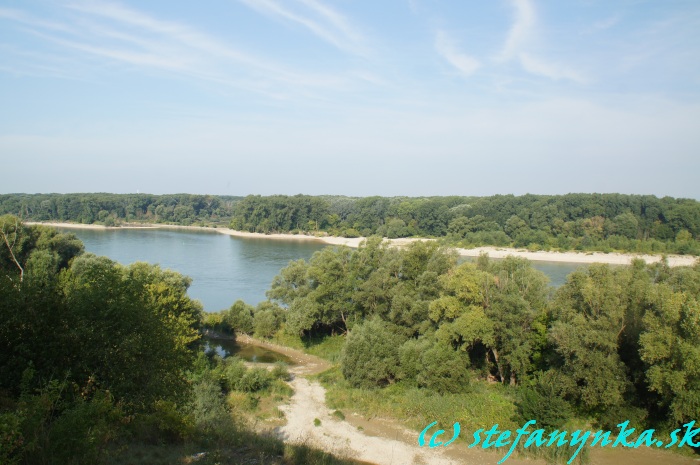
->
(1, 0, 699, 198)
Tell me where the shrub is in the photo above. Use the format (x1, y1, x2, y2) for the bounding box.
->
(0, 411, 23, 465)
(225, 300, 255, 334)
(236, 368, 272, 393)
(515, 378, 573, 430)
(271, 363, 291, 382)
(416, 344, 472, 394)
(340, 318, 407, 388)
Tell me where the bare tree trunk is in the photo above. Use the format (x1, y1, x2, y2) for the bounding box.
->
(1, 217, 24, 282)
(485, 352, 498, 383)
(340, 310, 348, 335)
(491, 347, 504, 383)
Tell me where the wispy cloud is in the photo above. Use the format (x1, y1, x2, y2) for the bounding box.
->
(0, 7, 73, 33)
(519, 53, 587, 84)
(0, 1, 370, 99)
(435, 30, 480, 78)
(495, 0, 535, 62)
(238, 0, 367, 55)
(493, 0, 584, 84)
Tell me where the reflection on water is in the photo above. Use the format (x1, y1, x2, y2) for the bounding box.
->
(203, 337, 295, 365)
(57, 227, 327, 311)
(61, 227, 599, 312)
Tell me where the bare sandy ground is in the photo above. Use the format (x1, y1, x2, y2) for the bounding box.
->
(28, 222, 698, 267)
(242, 336, 699, 465)
(454, 246, 698, 267)
(277, 377, 461, 465)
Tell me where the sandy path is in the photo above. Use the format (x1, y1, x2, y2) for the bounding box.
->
(28, 221, 697, 267)
(277, 377, 459, 465)
(244, 337, 698, 465)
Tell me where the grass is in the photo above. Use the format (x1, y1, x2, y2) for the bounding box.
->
(106, 432, 368, 465)
(271, 332, 346, 362)
(314, 367, 519, 432)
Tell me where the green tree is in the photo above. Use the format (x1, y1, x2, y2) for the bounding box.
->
(639, 285, 700, 424)
(547, 265, 631, 413)
(340, 318, 407, 388)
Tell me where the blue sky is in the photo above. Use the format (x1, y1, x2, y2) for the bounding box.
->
(1, 0, 699, 198)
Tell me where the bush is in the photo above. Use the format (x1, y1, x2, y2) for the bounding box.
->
(398, 337, 433, 382)
(39, 389, 123, 465)
(225, 300, 255, 334)
(253, 301, 284, 338)
(236, 368, 272, 393)
(221, 357, 247, 392)
(131, 400, 194, 445)
(190, 379, 230, 433)
(0, 412, 23, 465)
(341, 318, 407, 388)
(271, 362, 291, 382)
(515, 378, 573, 430)
(416, 344, 472, 394)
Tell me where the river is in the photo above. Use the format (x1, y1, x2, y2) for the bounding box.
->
(57, 227, 585, 311)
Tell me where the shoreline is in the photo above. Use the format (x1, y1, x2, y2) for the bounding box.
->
(27, 221, 698, 268)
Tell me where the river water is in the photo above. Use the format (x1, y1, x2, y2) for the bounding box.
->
(57, 227, 585, 311)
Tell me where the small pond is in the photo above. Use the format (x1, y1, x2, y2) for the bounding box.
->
(203, 337, 295, 365)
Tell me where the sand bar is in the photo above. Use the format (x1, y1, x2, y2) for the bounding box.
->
(27, 222, 698, 267)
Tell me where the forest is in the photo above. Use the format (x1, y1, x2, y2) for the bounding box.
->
(0, 193, 239, 226)
(211, 236, 700, 463)
(2, 216, 700, 464)
(0, 216, 359, 465)
(2, 192, 698, 255)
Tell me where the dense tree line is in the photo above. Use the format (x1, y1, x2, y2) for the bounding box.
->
(231, 193, 700, 255)
(2, 192, 699, 254)
(0, 193, 240, 226)
(246, 239, 700, 439)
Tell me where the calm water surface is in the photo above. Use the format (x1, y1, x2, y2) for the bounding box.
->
(59, 227, 326, 311)
(203, 337, 294, 364)
(60, 228, 584, 311)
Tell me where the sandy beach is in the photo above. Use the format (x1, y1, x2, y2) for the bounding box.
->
(27, 222, 698, 267)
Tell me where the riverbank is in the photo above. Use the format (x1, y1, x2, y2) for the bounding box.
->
(28, 221, 698, 267)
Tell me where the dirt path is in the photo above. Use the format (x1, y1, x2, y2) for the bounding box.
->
(241, 336, 523, 465)
(243, 337, 699, 465)
(277, 377, 459, 465)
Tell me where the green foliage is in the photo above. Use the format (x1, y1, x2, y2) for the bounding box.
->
(237, 368, 273, 393)
(547, 265, 631, 412)
(43, 390, 124, 465)
(0, 411, 23, 465)
(415, 343, 472, 394)
(340, 318, 407, 388)
(320, 367, 518, 432)
(131, 400, 195, 445)
(639, 284, 700, 424)
(189, 379, 231, 434)
(397, 337, 433, 382)
(253, 300, 285, 338)
(226, 299, 255, 334)
(271, 362, 292, 382)
(3, 193, 700, 254)
(0, 193, 236, 225)
(514, 375, 573, 430)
